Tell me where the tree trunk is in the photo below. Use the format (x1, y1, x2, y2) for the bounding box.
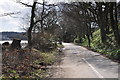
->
(11, 38, 21, 49)
(86, 34, 91, 47)
(40, 0, 45, 33)
(114, 2, 120, 45)
(110, 2, 120, 46)
(28, 2, 37, 48)
(98, 3, 107, 43)
(104, 3, 110, 34)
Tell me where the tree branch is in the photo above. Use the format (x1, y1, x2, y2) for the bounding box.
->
(34, 11, 51, 25)
(37, 2, 57, 6)
(19, 1, 32, 7)
(0, 12, 20, 17)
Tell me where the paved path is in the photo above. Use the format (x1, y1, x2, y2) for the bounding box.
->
(52, 43, 119, 78)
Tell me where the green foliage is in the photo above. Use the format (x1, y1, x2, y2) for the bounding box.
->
(81, 29, 120, 60)
(30, 69, 47, 78)
(79, 38, 88, 46)
(40, 52, 56, 64)
(33, 48, 56, 65)
(3, 47, 57, 78)
(74, 36, 79, 43)
(74, 36, 85, 46)
(57, 43, 64, 48)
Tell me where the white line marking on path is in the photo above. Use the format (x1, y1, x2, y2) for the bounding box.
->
(82, 58, 106, 80)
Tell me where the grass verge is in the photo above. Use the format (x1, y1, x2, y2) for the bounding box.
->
(77, 29, 120, 62)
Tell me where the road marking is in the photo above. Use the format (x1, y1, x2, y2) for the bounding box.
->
(82, 58, 106, 80)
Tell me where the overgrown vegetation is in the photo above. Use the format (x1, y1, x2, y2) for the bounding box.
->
(2, 47, 58, 78)
(57, 2, 120, 61)
(2, 0, 120, 79)
(77, 29, 120, 61)
(2, 32, 64, 79)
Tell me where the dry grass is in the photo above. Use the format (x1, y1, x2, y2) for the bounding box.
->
(2, 46, 57, 78)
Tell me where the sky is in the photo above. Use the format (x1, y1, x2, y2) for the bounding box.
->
(0, 0, 120, 32)
(0, 0, 69, 32)
(0, 0, 31, 32)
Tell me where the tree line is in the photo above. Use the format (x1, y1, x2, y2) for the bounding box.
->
(57, 1, 120, 47)
(19, 0, 120, 49)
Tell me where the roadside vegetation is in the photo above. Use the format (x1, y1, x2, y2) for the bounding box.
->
(57, 2, 120, 62)
(2, 41, 63, 78)
(2, 0, 65, 78)
(1, 0, 120, 79)
(77, 28, 120, 61)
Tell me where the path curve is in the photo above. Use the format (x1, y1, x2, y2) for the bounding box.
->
(52, 43, 118, 78)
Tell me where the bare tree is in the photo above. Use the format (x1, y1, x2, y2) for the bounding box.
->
(18, 0, 57, 48)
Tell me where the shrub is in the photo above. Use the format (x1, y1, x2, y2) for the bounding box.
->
(32, 33, 57, 52)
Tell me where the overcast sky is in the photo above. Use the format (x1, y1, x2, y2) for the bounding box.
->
(0, 0, 119, 32)
(0, 0, 69, 32)
(0, 0, 30, 32)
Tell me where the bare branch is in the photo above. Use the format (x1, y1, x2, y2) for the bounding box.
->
(19, 1, 32, 7)
(34, 11, 51, 25)
(34, 19, 42, 25)
(0, 12, 21, 17)
(37, 2, 57, 6)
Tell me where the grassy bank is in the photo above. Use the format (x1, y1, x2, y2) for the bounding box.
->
(77, 29, 120, 61)
(2, 49, 56, 79)
(2, 43, 64, 79)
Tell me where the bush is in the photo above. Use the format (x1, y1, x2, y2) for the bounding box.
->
(2, 47, 57, 78)
(32, 33, 57, 52)
(81, 29, 120, 61)
(74, 37, 82, 44)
